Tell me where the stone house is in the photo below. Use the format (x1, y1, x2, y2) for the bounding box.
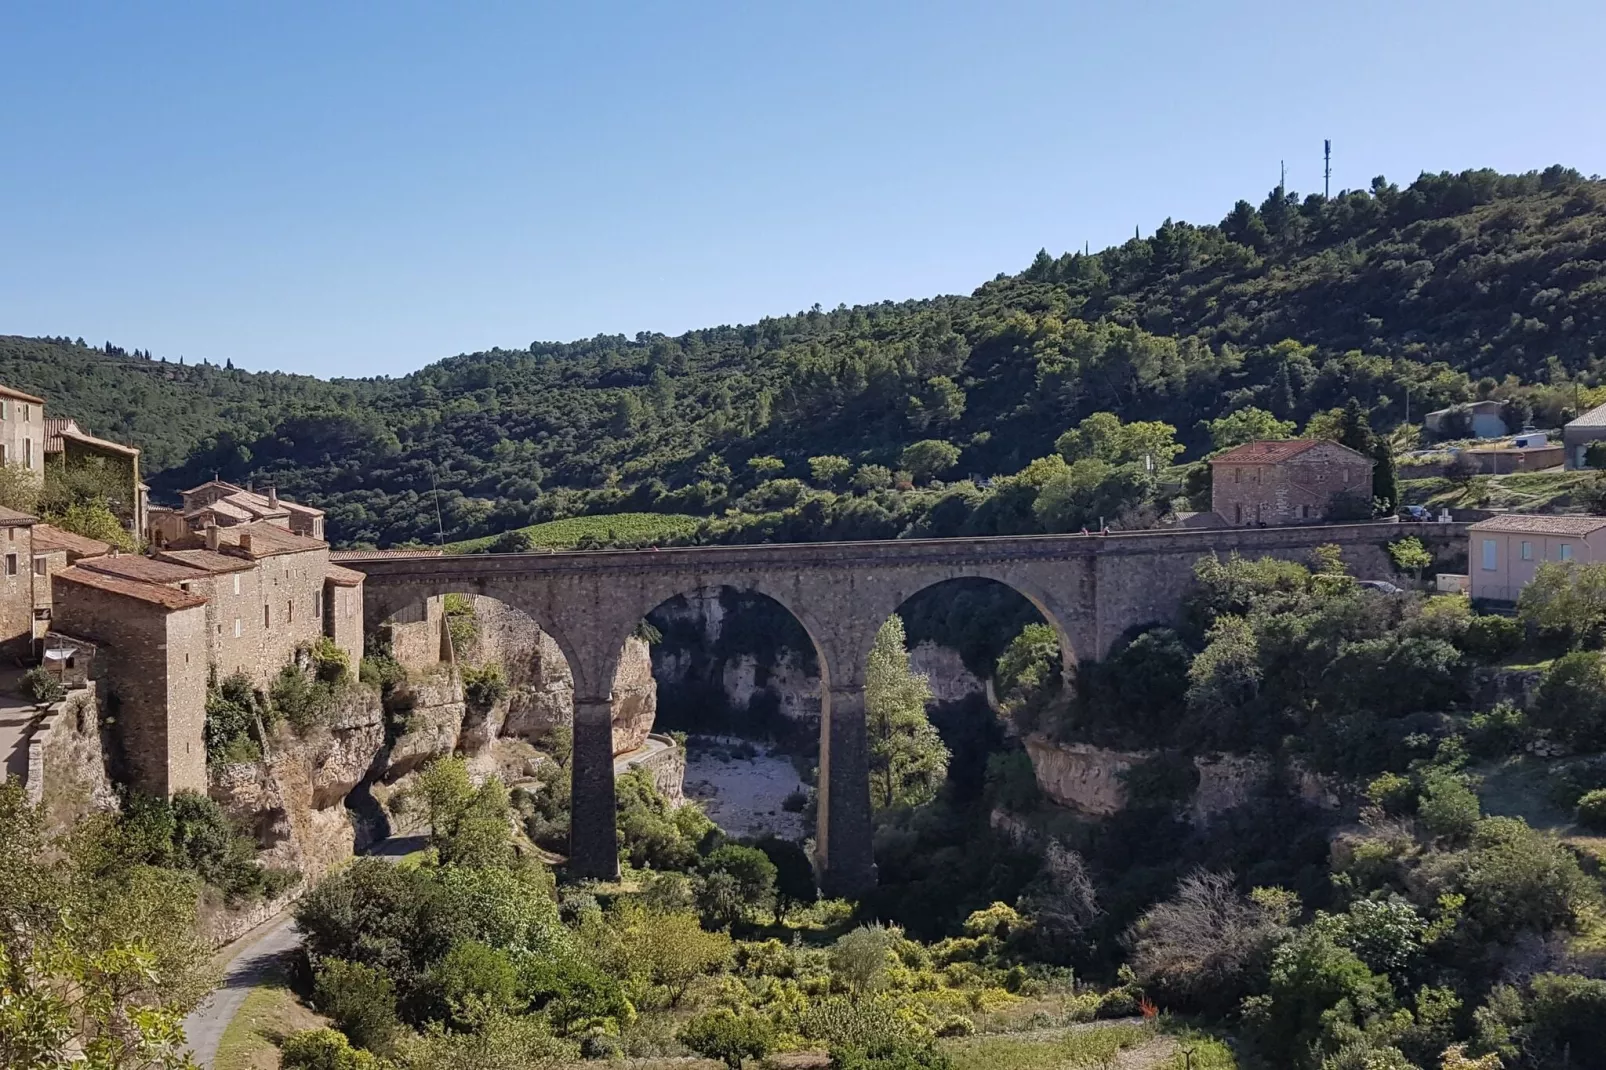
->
(0, 385, 46, 478)
(1467, 513, 1606, 603)
(0, 506, 38, 655)
(51, 566, 209, 796)
(44, 419, 147, 537)
(1210, 440, 1376, 526)
(41, 519, 363, 797)
(30, 524, 112, 642)
(151, 480, 325, 545)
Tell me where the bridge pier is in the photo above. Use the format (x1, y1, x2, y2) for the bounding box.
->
(569, 695, 620, 880)
(816, 685, 876, 898)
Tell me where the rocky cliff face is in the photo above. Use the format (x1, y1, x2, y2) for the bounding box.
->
(1023, 734, 1339, 820)
(37, 688, 118, 835)
(909, 642, 988, 706)
(211, 685, 387, 882)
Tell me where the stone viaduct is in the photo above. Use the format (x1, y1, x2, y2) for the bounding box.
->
(341, 520, 1465, 896)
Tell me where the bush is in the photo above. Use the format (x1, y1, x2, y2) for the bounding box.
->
(781, 789, 809, 812)
(21, 666, 64, 704)
(1577, 789, 1606, 831)
(280, 1028, 386, 1070)
(306, 637, 352, 684)
(313, 958, 398, 1054)
(1466, 702, 1531, 759)
(1533, 652, 1606, 748)
(461, 662, 509, 708)
(832, 1037, 952, 1070)
(1418, 771, 1481, 842)
(270, 663, 339, 734)
(678, 1008, 775, 1068)
(698, 845, 777, 926)
(1461, 614, 1522, 661)
(429, 940, 519, 1025)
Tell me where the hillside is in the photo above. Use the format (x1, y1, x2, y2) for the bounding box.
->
(8, 165, 1606, 547)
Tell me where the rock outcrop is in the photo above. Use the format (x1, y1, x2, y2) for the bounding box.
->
(1023, 734, 1340, 820)
(36, 688, 118, 835)
(909, 642, 988, 706)
(211, 684, 386, 882)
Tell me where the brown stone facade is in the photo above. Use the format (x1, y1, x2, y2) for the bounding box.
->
(0, 515, 37, 655)
(52, 571, 208, 796)
(1210, 439, 1375, 526)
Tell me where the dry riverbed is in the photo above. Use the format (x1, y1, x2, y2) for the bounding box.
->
(682, 735, 811, 841)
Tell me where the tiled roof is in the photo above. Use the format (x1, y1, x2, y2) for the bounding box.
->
(324, 564, 366, 586)
(330, 548, 444, 560)
(0, 505, 38, 526)
(224, 522, 326, 558)
(32, 523, 110, 559)
(79, 555, 206, 585)
(44, 418, 78, 453)
(1468, 513, 1606, 536)
(185, 499, 256, 522)
(1211, 439, 1373, 465)
(54, 566, 207, 610)
(57, 426, 139, 458)
(279, 500, 325, 517)
(1568, 401, 1606, 430)
(181, 479, 247, 497)
(156, 548, 255, 574)
(0, 383, 45, 405)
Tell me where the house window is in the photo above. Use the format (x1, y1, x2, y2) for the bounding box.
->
(1481, 539, 1497, 571)
(1, 399, 10, 420)
(1233, 468, 1241, 484)
(1560, 543, 1575, 562)
(1234, 504, 1243, 524)
(21, 404, 27, 422)
(1521, 541, 1534, 561)
(32, 557, 45, 576)
(24, 438, 32, 468)
(234, 618, 242, 638)
(263, 604, 271, 628)
(287, 600, 294, 623)
(1, 443, 8, 466)
(1301, 504, 1310, 519)
(233, 574, 240, 595)
(314, 592, 323, 619)
(4, 553, 15, 576)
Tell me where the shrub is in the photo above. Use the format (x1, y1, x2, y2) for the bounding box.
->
(1460, 614, 1522, 661)
(21, 666, 64, 704)
(313, 958, 398, 1054)
(443, 593, 479, 654)
(429, 940, 519, 1025)
(678, 1008, 776, 1068)
(1418, 772, 1481, 842)
(830, 924, 899, 995)
(1577, 789, 1606, 831)
(831, 1038, 952, 1070)
(306, 637, 352, 684)
(461, 662, 509, 708)
(698, 845, 777, 925)
(1466, 702, 1530, 759)
(270, 663, 339, 734)
(1533, 652, 1606, 748)
(781, 789, 809, 812)
(280, 1028, 386, 1070)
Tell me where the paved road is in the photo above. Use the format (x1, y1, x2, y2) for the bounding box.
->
(180, 835, 428, 1068)
(181, 912, 301, 1069)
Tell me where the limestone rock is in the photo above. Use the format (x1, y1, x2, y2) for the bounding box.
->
(908, 642, 987, 705)
(1024, 736, 1145, 815)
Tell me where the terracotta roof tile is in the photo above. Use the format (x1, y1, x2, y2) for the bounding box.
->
(156, 548, 255, 574)
(185, 500, 255, 522)
(79, 555, 206, 585)
(0, 505, 38, 526)
(1468, 513, 1606, 536)
(1210, 439, 1374, 465)
(54, 566, 207, 610)
(1568, 401, 1606, 430)
(330, 548, 444, 560)
(0, 383, 46, 405)
(224, 522, 326, 558)
(57, 427, 139, 458)
(324, 564, 366, 586)
(32, 523, 109, 559)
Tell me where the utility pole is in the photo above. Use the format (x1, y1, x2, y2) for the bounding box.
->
(1324, 139, 1332, 200)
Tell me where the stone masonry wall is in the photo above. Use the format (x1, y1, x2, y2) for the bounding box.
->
(0, 523, 34, 653)
(52, 581, 208, 795)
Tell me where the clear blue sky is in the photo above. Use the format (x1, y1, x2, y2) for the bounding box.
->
(3, 2, 1603, 379)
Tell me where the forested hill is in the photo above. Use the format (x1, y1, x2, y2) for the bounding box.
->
(7, 164, 1606, 548)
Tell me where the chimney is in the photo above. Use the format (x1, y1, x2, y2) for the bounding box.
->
(239, 532, 253, 554)
(268, 486, 279, 507)
(205, 523, 221, 551)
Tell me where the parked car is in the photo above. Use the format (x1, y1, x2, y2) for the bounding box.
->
(1357, 579, 1406, 595)
(1400, 505, 1432, 522)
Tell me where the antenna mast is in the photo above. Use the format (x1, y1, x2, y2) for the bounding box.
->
(1280, 159, 1286, 191)
(1324, 139, 1332, 199)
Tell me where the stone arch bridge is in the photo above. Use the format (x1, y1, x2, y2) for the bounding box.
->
(341, 520, 1463, 895)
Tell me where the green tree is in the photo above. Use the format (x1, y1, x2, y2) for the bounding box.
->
(281, 1028, 388, 1070)
(313, 958, 399, 1054)
(1519, 561, 1606, 647)
(808, 455, 853, 488)
(698, 845, 777, 926)
(678, 1008, 776, 1069)
(746, 456, 785, 479)
(829, 924, 900, 996)
(1387, 536, 1432, 583)
(1055, 412, 1183, 468)
(899, 440, 961, 485)
(1204, 407, 1296, 450)
(865, 616, 950, 810)
(1532, 652, 1606, 748)
(0, 462, 41, 514)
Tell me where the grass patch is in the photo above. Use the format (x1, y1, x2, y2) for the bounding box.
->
(213, 953, 327, 1070)
(448, 512, 702, 553)
(946, 1021, 1156, 1070)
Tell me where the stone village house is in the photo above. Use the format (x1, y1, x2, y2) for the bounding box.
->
(0, 388, 359, 796)
(1209, 439, 1376, 526)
